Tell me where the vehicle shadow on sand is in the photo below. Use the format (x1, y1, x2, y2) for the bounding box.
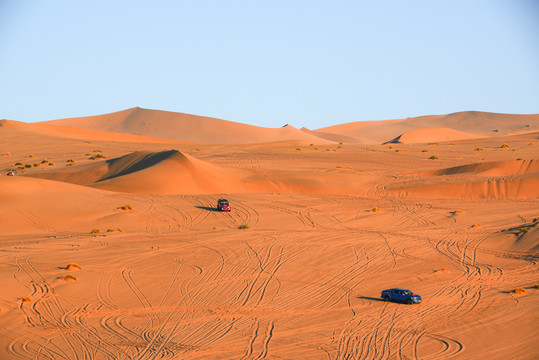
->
(195, 206, 221, 212)
(356, 296, 386, 302)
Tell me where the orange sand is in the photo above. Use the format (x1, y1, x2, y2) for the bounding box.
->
(0, 109, 538, 359)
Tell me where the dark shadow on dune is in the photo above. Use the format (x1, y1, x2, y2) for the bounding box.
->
(356, 296, 386, 302)
(195, 206, 220, 212)
(98, 150, 182, 182)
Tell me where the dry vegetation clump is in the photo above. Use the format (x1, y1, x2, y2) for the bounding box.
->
(90, 229, 101, 234)
(48, 162, 55, 166)
(24, 164, 31, 168)
(59, 274, 77, 281)
(14, 162, 22, 166)
(471, 224, 481, 228)
(428, 155, 438, 160)
(421, 149, 428, 152)
(66, 263, 82, 271)
(533, 217, 538, 223)
(120, 205, 133, 211)
(371, 207, 381, 212)
(451, 210, 463, 215)
(238, 224, 250, 230)
(296, 148, 301, 151)
(500, 144, 509, 149)
(20, 297, 32, 303)
(427, 142, 439, 146)
(66, 159, 75, 163)
(388, 146, 394, 149)
(510, 288, 526, 295)
(519, 228, 529, 234)
(90, 153, 106, 160)
(474, 147, 483, 151)
(29, 154, 34, 158)
(528, 142, 534, 146)
(395, 149, 402, 152)
(93, 150, 102, 153)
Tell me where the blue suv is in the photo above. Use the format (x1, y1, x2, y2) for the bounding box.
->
(381, 288, 421, 304)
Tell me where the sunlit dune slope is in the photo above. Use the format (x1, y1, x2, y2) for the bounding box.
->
(41, 107, 332, 144)
(384, 127, 480, 144)
(316, 111, 539, 143)
(0, 119, 179, 144)
(388, 159, 539, 199)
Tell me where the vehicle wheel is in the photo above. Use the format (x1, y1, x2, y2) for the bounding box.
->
(407, 299, 413, 305)
(384, 296, 391, 302)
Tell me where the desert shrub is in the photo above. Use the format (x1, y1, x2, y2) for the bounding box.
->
(388, 146, 394, 149)
(90, 229, 101, 234)
(339, 142, 343, 145)
(313, 147, 318, 150)
(29, 154, 34, 158)
(519, 228, 529, 234)
(517, 158, 522, 161)
(238, 224, 250, 229)
(326, 149, 330, 151)
(93, 150, 102, 153)
(471, 224, 481, 228)
(474, 147, 483, 151)
(421, 149, 428, 152)
(428, 156, 438, 160)
(59, 274, 77, 281)
(117, 228, 123, 232)
(395, 149, 402, 152)
(296, 148, 301, 151)
(14, 162, 22, 166)
(510, 288, 526, 295)
(534, 284, 539, 289)
(528, 142, 534, 146)
(90, 154, 106, 160)
(428, 142, 439, 146)
(24, 164, 31, 168)
(67, 159, 75, 163)
(533, 217, 538, 223)
(41, 160, 49, 164)
(107, 228, 116, 232)
(21, 297, 32, 303)
(500, 144, 509, 149)
(337, 146, 342, 149)
(66, 263, 81, 271)
(371, 207, 381, 212)
(48, 162, 55, 166)
(120, 205, 133, 211)
(451, 210, 463, 214)
(33, 163, 40, 167)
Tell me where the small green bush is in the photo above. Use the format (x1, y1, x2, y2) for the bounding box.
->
(238, 224, 250, 230)
(428, 156, 438, 160)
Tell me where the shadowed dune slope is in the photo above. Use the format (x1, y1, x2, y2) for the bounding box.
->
(41, 107, 332, 144)
(316, 111, 539, 143)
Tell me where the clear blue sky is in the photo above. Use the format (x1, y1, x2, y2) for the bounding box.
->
(1, 0, 538, 129)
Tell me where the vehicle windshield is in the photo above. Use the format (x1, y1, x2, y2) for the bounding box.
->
(220, 201, 229, 205)
(402, 290, 413, 295)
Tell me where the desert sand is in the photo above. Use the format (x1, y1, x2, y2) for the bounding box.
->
(1, 109, 538, 359)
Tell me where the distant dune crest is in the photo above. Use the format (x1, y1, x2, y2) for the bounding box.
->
(41, 107, 539, 144)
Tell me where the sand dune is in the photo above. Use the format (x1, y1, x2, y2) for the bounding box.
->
(385, 127, 480, 144)
(1, 119, 180, 144)
(27, 149, 377, 195)
(42, 107, 332, 144)
(317, 111, 539, 143)
(1, 108, 538, 360)
(387, 159, 539, 199)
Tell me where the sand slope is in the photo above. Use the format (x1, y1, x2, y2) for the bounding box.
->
(1, 109, 538, 360)
(317, 111, 539, 143)
(42, 107, 332, 144)
(387, 159, 539, 199)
